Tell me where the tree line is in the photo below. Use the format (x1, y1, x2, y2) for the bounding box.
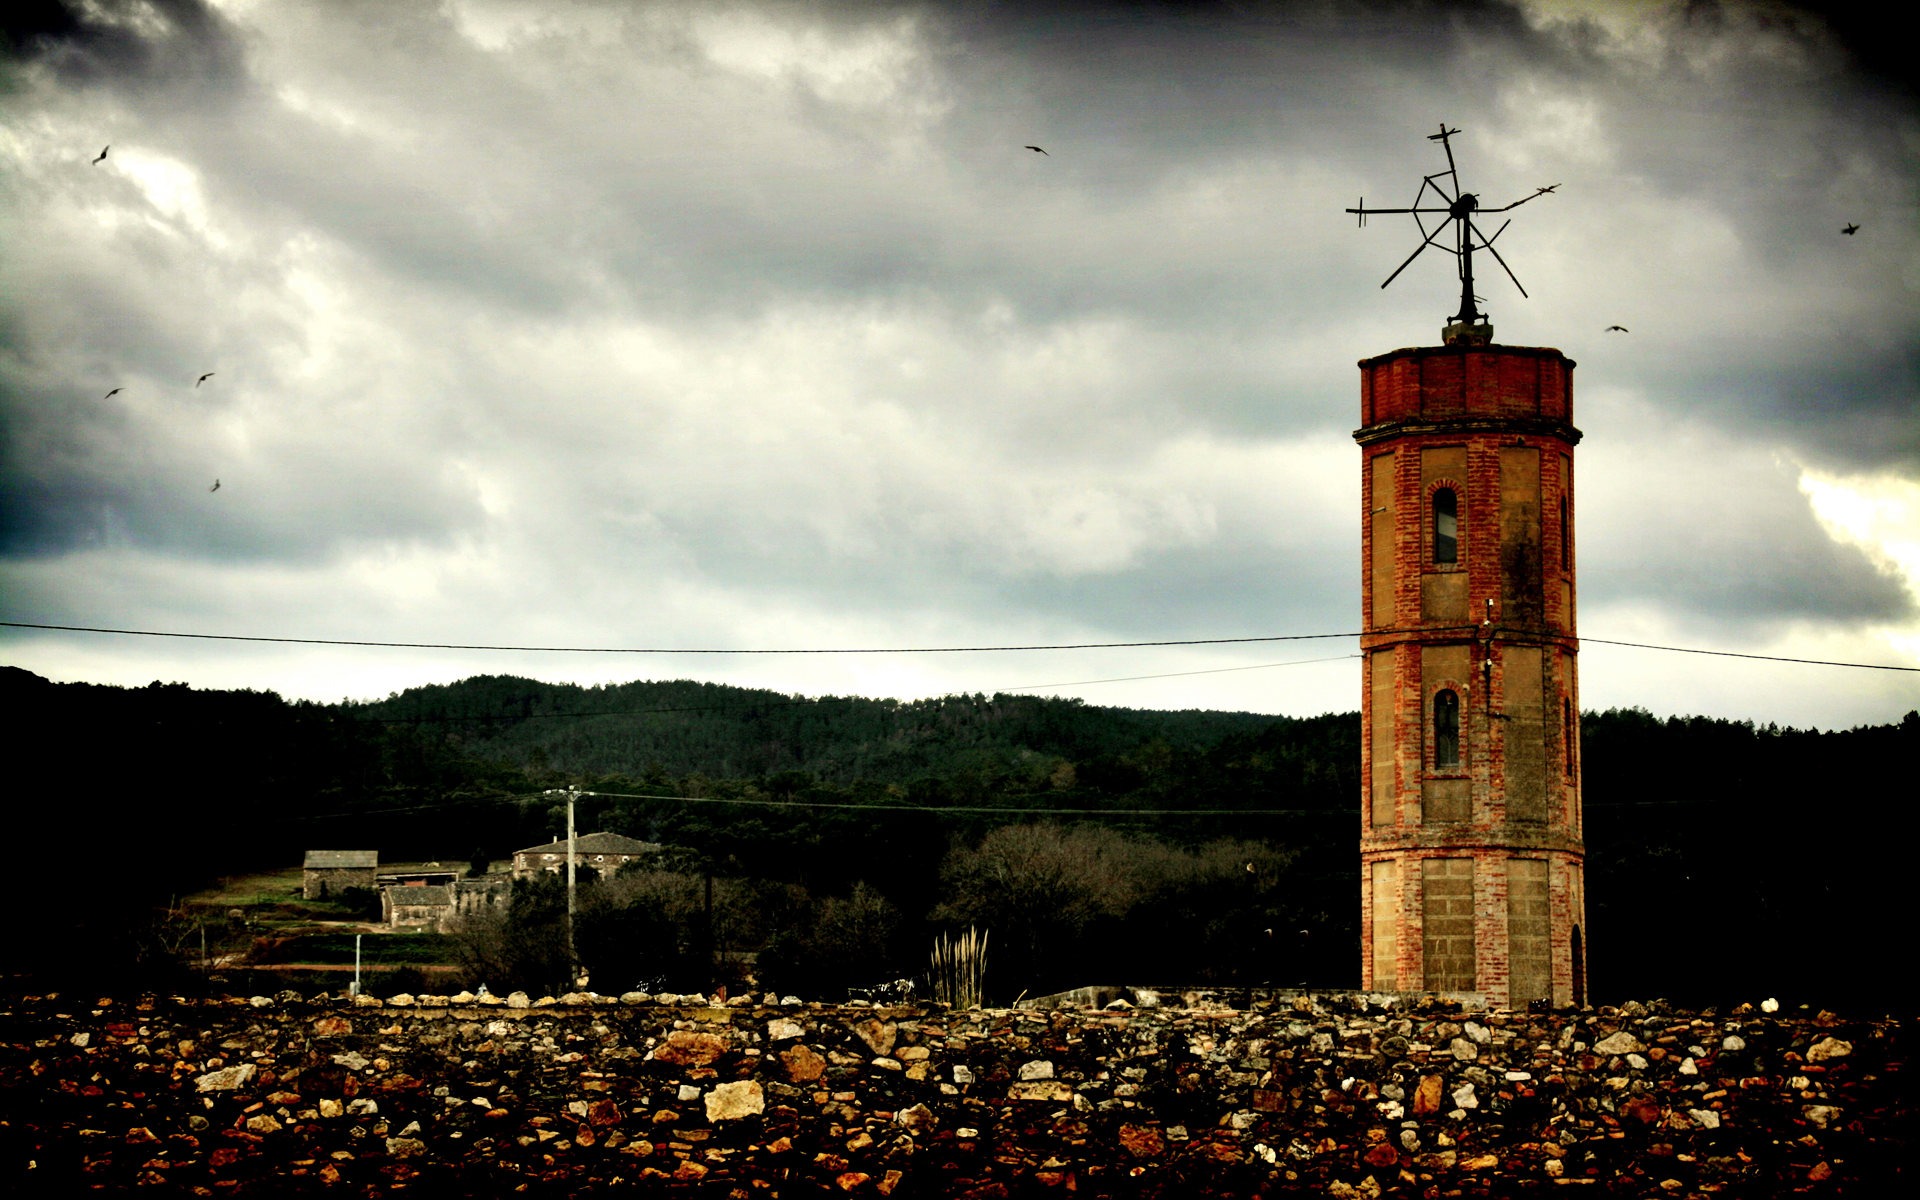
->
(5, 666, 1913, 1011)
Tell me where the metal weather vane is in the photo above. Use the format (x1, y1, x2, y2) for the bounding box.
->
(1347, 124, 1557, 331)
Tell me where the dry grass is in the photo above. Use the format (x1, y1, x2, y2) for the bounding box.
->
(187, 867, 306, 908)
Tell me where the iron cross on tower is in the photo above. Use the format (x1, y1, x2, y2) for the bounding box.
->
(1347, 124, 1558, 342)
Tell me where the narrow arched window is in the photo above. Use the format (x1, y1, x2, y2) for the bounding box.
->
(1434, 689, 1460, 769)
(1434, 488, 1458, 565)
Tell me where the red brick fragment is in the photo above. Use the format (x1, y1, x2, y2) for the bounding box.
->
(1364, 1142, 1401, 1168)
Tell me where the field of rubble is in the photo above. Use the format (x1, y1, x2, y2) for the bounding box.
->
(0, 988, 1908, 1197)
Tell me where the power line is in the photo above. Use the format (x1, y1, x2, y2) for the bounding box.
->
(1581, 637, 1917, 672)
(288, 786, 1344, 822)
(583, 787, 1339, 817)
(4, 619, 1914, 672)
(347, 658, 1360, 726)
(348, 658, 1354, 726)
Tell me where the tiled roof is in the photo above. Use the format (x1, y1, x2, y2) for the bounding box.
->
(304, 850, 378, 869)
(387, 885, 452, 906)
(514, 831, 663, 857)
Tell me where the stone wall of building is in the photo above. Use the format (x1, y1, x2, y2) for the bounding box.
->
(0, 990, 1904, 1196)
(301, 866, 376, 901)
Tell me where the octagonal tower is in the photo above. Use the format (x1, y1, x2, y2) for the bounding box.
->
(1356, 336, 1587, 1009)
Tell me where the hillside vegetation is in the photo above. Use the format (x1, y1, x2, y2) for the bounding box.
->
(5, 666, 1912, 1010)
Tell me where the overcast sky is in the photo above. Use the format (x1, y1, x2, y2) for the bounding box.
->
(2, 0, 1915, 730)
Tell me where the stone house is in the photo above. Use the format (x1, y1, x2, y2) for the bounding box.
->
(303, 850, 377, 900)
(381, 876, 510, 932)
(382, 884, 453, 930)
(512, 831, 663, 879)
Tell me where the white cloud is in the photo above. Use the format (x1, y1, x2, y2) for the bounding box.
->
(2, 0, 1915, 730)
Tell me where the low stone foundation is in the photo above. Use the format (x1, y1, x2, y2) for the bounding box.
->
(0, 990, 1907, 1196)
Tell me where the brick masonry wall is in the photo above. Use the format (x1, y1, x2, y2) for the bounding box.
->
(1, 990, 1906, 1197)
(1357, 343, 1587, 1011)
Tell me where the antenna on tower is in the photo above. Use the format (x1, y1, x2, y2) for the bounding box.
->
(1347, 124, 1557, 344)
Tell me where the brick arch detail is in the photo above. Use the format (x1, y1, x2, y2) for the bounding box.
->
(1426, 680, 1470, 774)
(1424, 477, 1465, 570)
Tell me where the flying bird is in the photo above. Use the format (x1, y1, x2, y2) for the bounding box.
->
(104, 387, 122, 399)
(209, 479, 221, 492)
(92, 145, 109, 165)
(1605, 325, 1629, 332)
(1843, 223, 1859, 235)
(1025, 145, 1048, 155)
(196, 372, 215, 386)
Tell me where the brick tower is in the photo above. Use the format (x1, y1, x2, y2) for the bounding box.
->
(1355, 328, 1587, 1009)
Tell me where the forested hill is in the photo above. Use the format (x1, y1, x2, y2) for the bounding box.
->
(7, 664, 1917, 1008)
(349, 675, 1313, 786)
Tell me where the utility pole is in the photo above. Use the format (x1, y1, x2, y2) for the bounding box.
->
(566, 785, 579, 984)
(544, 786, 584, 991)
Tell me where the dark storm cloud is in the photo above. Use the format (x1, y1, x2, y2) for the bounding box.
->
(3, 0, 248, 95)
(1, 0, 1914, 726)
(998, 540, 1353, 638)
(0, 390, 490, 565)
(1586, 514, 1911, 632)
(1688, 351, 1920, 474)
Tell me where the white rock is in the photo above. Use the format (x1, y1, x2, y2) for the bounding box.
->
(766, 1018, 805, 1043)
(1593, 1031, 1644, 1056)
(704, 1080, 765, 1122)
(194, 1064, 257, 1092)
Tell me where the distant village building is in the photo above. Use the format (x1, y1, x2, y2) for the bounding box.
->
(513, 831, 663, 878)
(381, 877, 510, 932)
(377, 865, 460, 888)
(382, 884, 453, 929)
(303, 850, 377, 899)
